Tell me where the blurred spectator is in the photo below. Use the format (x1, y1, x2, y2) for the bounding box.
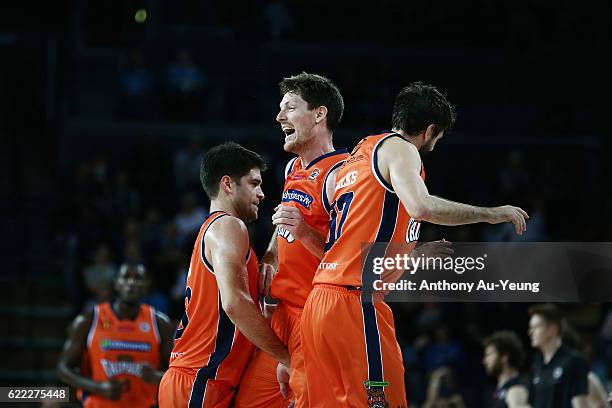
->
(423, 325, 467, 374)
(164, 49, 206, 120)
(174, 191, 207, 247)
(423, 367, 466, 408)
(264, 0, 295, 40)
(117, 49, 157, 120)
(82, 243, 116, 311)
(173, 137, 203, 192)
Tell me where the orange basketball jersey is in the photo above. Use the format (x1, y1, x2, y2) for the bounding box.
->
(313, 133, 425, 290)
(271, 149, 349, 308)
(85, 302, 161, 408)
(169, 211, 259, 400)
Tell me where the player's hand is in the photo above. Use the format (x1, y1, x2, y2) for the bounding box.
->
(258, 263, 275, 297)
(277, 362, 291, 399)
(413, 239, 454, 259)
(97, 379, 125, 400)
(139, 363, 158, 384)
(272, 205, 309, 241)
(488, 205, 529, 235)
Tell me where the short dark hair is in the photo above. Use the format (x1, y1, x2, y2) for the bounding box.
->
(483, 331, 525, 369)
(391, 81, 456, 136)
(200, 142, 266, 199)
(529, 303, 564, 332)
(279, 72, 344, 132)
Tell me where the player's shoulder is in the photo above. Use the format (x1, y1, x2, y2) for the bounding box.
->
(205, 214, 249, 248)
(69, 309, 94, 336)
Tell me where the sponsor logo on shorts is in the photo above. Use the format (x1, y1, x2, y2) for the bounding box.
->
(282, 189, 313, 209)
(318, 261, 338, 270)
(100, 339, 151, 352)
(101, 359, 143, 377)
(363, 381, 389, 408)
(170, 351, 185, 359)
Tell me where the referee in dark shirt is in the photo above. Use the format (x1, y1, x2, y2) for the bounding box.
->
(528, 304, 589, 408)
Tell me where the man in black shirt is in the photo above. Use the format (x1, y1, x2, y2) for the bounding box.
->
(528, 304, 589, 408)
(483, 331, 530, 408)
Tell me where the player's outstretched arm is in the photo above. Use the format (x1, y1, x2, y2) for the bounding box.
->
(207, 216, 290, 367)
(56, 313, 125, 400)
(379, 137, 529, 234)
(139, 311, 174, 385)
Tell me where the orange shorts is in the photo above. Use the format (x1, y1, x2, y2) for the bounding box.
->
(234, 302, 305, 407)
(301, 285, 407, 408)
(159, 367, 234, 408)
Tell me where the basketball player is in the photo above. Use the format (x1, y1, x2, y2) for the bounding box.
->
(301, 81, 530, 407)
(528, 304, 589, 408)
(483, 331, 530, 408)
(57, 263, 174, 407)
(234, 73, 349, 408)
(158, 142, 290, 408)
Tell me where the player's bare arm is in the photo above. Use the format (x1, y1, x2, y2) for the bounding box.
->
(572, 394, 590, 408)
(139, 312, 174, 384)
(206, 216, 291, 367)
(57, 313, 125, 400)
(379, 137, 529, 234)
(505, 385, 531, 408)
(261, 227, 279, 268)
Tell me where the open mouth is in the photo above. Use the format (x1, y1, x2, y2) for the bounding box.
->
(282, 127, 295, 136)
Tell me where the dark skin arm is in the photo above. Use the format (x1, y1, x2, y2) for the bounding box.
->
(140, 311, 174, 384)
(56, 312, 125, 401)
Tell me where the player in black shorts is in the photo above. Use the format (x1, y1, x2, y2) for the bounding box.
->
(528, 304, 589, 408)
(483, 331, 529, 408)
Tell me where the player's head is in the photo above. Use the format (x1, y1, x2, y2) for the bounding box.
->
(482, 331, 525, 377)
(391, 81, 456, 154)
(528, 303, 564, 348)
(115, 262, 147, 304)
(200, 142, 266, 223)
(277, 72, 344, 154)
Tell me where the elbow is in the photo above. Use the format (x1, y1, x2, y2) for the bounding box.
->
(221, 297, 245, 321)
(408, 203, 430, 221)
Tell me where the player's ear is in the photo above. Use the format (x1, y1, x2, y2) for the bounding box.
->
(219, 175, 233, 195)
(315, 106, 328, 124)
(424, 124, 437, 141)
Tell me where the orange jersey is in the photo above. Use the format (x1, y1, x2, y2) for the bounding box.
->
(271, 149, 349, 307)
(313, 133, 425, 289)
(169, 211, 259, 397)
(85, 302, 161, 408)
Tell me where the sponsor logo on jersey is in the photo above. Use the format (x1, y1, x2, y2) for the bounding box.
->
(335, 171, 358, 190)
(308, 168, 321, 181)
(406, 218, 421, 243)
(102, 320, 112, 330)
(318, 261, 338, 270)
(553, 366, 563, 379)
(277, 226, 295, 243)
(100, 339, 151, 352)
(101, 359, 143, 377)
(139, 322, 150, 333)
(282, 189, 313, 209)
